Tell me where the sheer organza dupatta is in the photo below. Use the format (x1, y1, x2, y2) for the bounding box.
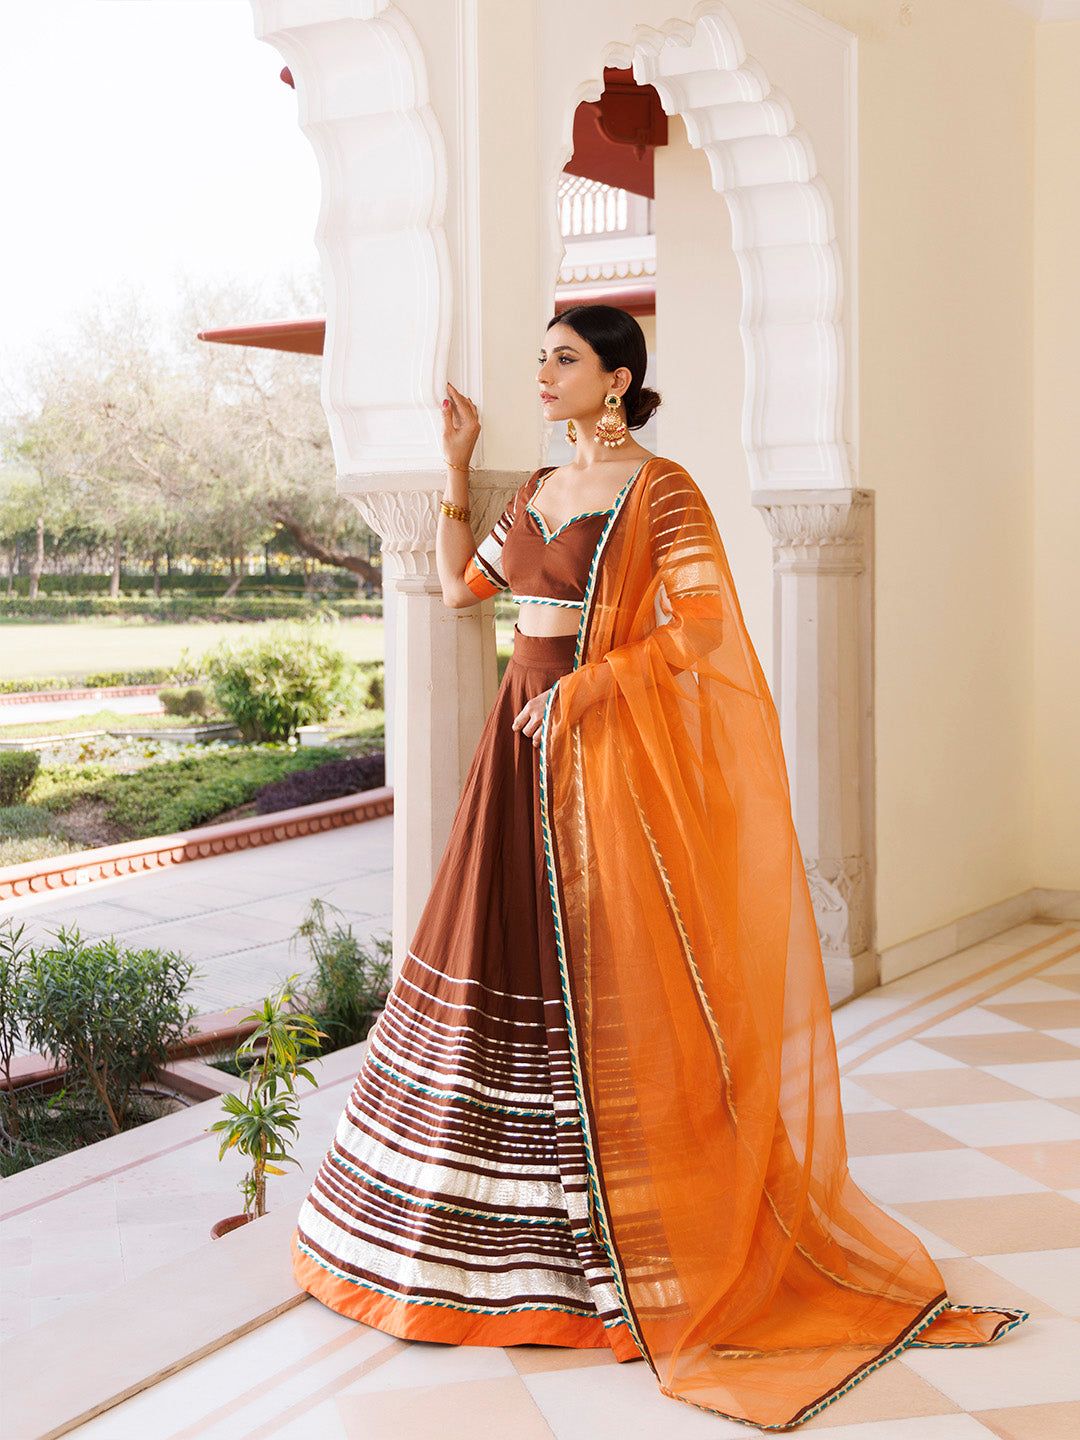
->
(540, 460, 1025, 1430)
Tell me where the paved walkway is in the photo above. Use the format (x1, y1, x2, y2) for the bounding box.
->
(3, 816, 393, 1019)
(0, 694, 165, 727)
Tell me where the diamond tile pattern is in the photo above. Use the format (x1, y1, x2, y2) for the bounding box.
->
(5, 906, 1077, 1438)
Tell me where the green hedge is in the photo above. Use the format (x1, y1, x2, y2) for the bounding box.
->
(4, 573, 376, 598)
(32, 746, 351, 839)
(0, 596, 383, 623)
(0, 669, 173, 695)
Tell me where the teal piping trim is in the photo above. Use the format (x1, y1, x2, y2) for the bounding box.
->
(572, 459, 648, 669)
(525, 500, 613, 544)
(295, 1237, 604, 1319)
(538, 670, 649, 1367)
(324, 1153, 566, 1225)
(365, 1052, 552, 1118)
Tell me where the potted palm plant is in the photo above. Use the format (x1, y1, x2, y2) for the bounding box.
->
(209, 977, 324, 1237)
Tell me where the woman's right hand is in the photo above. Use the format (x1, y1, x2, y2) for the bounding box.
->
(442, 381, 481, 470)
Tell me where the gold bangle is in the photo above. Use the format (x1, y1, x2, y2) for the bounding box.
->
(444, 460, 473, 473)
(440, 500, 471, 523)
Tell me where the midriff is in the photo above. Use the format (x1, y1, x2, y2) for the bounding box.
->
(515, 602, 580, 638)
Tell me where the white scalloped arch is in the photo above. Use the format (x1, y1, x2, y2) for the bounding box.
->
(554, 2, 851, 492)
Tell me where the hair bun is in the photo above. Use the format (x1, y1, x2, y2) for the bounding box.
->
(627, 386, 661, 429)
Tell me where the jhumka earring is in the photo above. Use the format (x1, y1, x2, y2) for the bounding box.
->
(566, 419, 577, 445)
(595, 394, 628, 448)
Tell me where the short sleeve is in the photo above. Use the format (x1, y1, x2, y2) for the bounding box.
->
(462, 469, 549, 600)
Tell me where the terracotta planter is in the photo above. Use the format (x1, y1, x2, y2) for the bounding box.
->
(210, 1213, 254, 1240)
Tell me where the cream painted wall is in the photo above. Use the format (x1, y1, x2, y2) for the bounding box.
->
(1033, 21, 1080, 888)
(784, 0, 1038, 950)
(536, 0, 1047, 952)
(653, 119, 773, 681)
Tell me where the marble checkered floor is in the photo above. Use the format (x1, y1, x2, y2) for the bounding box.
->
(64, 914, 1079, 1440)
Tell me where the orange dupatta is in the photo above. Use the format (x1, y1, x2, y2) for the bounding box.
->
(539, 458, 1025, 1430)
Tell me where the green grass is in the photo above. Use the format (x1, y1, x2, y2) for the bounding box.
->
(0, 805, 84, 866)
(0, 620, 385, 680)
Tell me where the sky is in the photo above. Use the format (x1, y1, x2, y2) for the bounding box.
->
(1, 0, 321, 409)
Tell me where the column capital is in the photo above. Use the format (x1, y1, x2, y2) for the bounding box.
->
(344, 471, 522, 579)
(752, 488, 872, 574)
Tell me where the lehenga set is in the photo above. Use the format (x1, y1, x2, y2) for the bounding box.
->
(293, 457, 1025, 1430)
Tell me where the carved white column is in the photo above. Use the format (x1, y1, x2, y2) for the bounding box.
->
(753, 489, 876, 1002)
(348, 474, 517, 964)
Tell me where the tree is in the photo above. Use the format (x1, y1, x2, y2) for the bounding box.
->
(0, 279, 381, 592)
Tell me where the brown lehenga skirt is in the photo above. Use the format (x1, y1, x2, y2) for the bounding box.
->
(292, 630, 638, 1357)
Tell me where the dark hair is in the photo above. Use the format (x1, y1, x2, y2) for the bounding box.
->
(547, 304, 661, 430)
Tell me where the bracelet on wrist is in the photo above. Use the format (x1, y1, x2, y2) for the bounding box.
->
(444, 459, 474, 474)
(440, 500, 471, 523)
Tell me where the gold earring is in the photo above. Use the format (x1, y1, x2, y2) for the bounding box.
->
(566, 419, 577, 445)
(594, 394, 627, 448)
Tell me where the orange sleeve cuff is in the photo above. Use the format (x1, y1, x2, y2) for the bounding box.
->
(464, 558, 502, 600)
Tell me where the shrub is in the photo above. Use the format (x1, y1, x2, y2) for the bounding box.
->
(0, 752, 40, 806)
(0, 595, 381, 622)
(34, 746, 344, 838)
(18, 927, 196, 1134)
(158, 686, 209, 718)
(0, 922, 30, 1139)
(254, 754, 386, 814)
(204, 622, 364, 742)
(292, 900, 391, 1050)
(0, 669, 171, 696)
(363, 665, 385, 710)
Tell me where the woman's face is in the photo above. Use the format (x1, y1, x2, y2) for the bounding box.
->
(536, 322, 628, 424)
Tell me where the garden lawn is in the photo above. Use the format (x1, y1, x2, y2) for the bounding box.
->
(0, 618, 384, 680)
(32, 745, 351, 840)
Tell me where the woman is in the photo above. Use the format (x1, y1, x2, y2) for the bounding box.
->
(293, 305, 1025, 1431)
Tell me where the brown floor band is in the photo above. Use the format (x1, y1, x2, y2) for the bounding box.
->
(838, 942, 1080, 1077)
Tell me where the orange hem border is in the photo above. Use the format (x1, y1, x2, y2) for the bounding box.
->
(292, 1234, 640, 1360)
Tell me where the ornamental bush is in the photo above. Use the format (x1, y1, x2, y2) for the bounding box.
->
(204, 622, 364, 742)
(253, 754, 386, 814)
(291, 900, 391, 1051)
(18, 927, 196, 1134)
(158, 685, 209, 718)
(0, 752, 40, 806)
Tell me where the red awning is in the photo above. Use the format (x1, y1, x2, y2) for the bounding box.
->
(197, 282, 656, 358)
(196, 318, 325, 355)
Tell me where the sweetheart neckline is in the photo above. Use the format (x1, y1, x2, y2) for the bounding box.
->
(526, 459, 649, 545)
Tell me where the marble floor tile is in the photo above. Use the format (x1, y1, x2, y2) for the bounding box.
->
(849, 1149, 1046, 1205)
(910, 1100, 1080, 1147)
(854, 1070, 1035, 1108)
(970, 1399, 1080, 1440)
(980, 1139, 1080, 1189)
(523, 1358, 744, 1438)
(921, 1009, 1030, 1038)
(796, 1417, 1000, 1440)
(341, 1338, 517, 1394)
(902, 1317, 1080, 1411)
(337, 1376, 555, 1440)
(798, 1359, 958, 1429)
(920, 1034, 1080, 1066)
(982, 1059, 1080, 1099)
(838, 1078, 896, 1113)
(510, 1345, 619, 1375)
(985, 999, 1080, 1030)
(1047, 1028, 1080, 1047)
(895, 1193, 1080, 1255)
(843, 1111, 966, 1156)
(974, 1248, 1080, 1317)
(935, 1255, 1059, 1319)
(848, 1041, 969, 1075)
(988, 979, 1080, 1004)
